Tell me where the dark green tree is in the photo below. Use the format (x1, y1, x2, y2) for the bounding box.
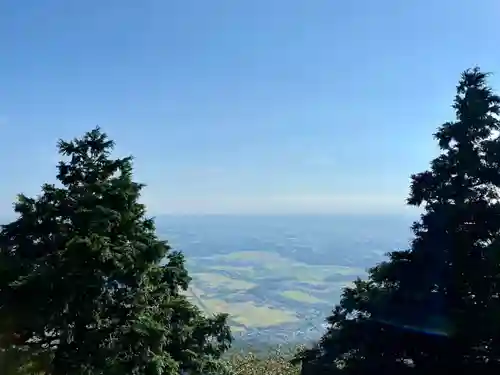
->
(296, 67, 500, 373)
(0, 128, 232, 375)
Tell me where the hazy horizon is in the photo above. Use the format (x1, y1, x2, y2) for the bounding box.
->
(2, 0, 499, 215)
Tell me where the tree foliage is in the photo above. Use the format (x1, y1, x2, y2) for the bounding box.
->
(297, 67, 500, 373)
(0, 128, 232, 375)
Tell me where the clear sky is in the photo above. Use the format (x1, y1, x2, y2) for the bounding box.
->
(1, 0, 499, 215)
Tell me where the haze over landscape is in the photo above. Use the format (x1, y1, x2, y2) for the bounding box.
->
(2, 1, 500, 374)
(155, 214, 414, 346)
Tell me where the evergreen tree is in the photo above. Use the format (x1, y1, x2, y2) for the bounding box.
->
(296, 67, 500, 373)
(0, 128, 232, 375)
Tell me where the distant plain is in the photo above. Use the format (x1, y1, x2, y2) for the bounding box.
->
(156, 214, 414, 343)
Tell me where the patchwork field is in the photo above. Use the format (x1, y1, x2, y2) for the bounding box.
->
(201, 299, 298, 328)
(280, 290, 325, 304)
(183, 250, 368, 338)
(156, 214, 412, 344)
(156, 215, 414, 345)
(193, 272, 256, 291)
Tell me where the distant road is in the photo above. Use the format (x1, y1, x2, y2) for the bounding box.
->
(187, 286, 212, 315)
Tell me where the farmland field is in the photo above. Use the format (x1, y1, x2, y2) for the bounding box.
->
(157, 214, 413, 345)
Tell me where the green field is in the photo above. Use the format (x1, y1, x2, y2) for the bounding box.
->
(281, 290, 326, 304)
(192, 272, 256, 291)
(201, 299, 299, 328)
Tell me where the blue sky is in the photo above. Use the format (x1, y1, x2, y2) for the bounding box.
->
(1, 0, 499, 215)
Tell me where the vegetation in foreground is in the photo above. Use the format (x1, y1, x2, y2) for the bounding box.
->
(0, 129, 232, 374)
(223, 350, 300, 375)
(296, 67, 500, 373)
(2, 67, 500, 375)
